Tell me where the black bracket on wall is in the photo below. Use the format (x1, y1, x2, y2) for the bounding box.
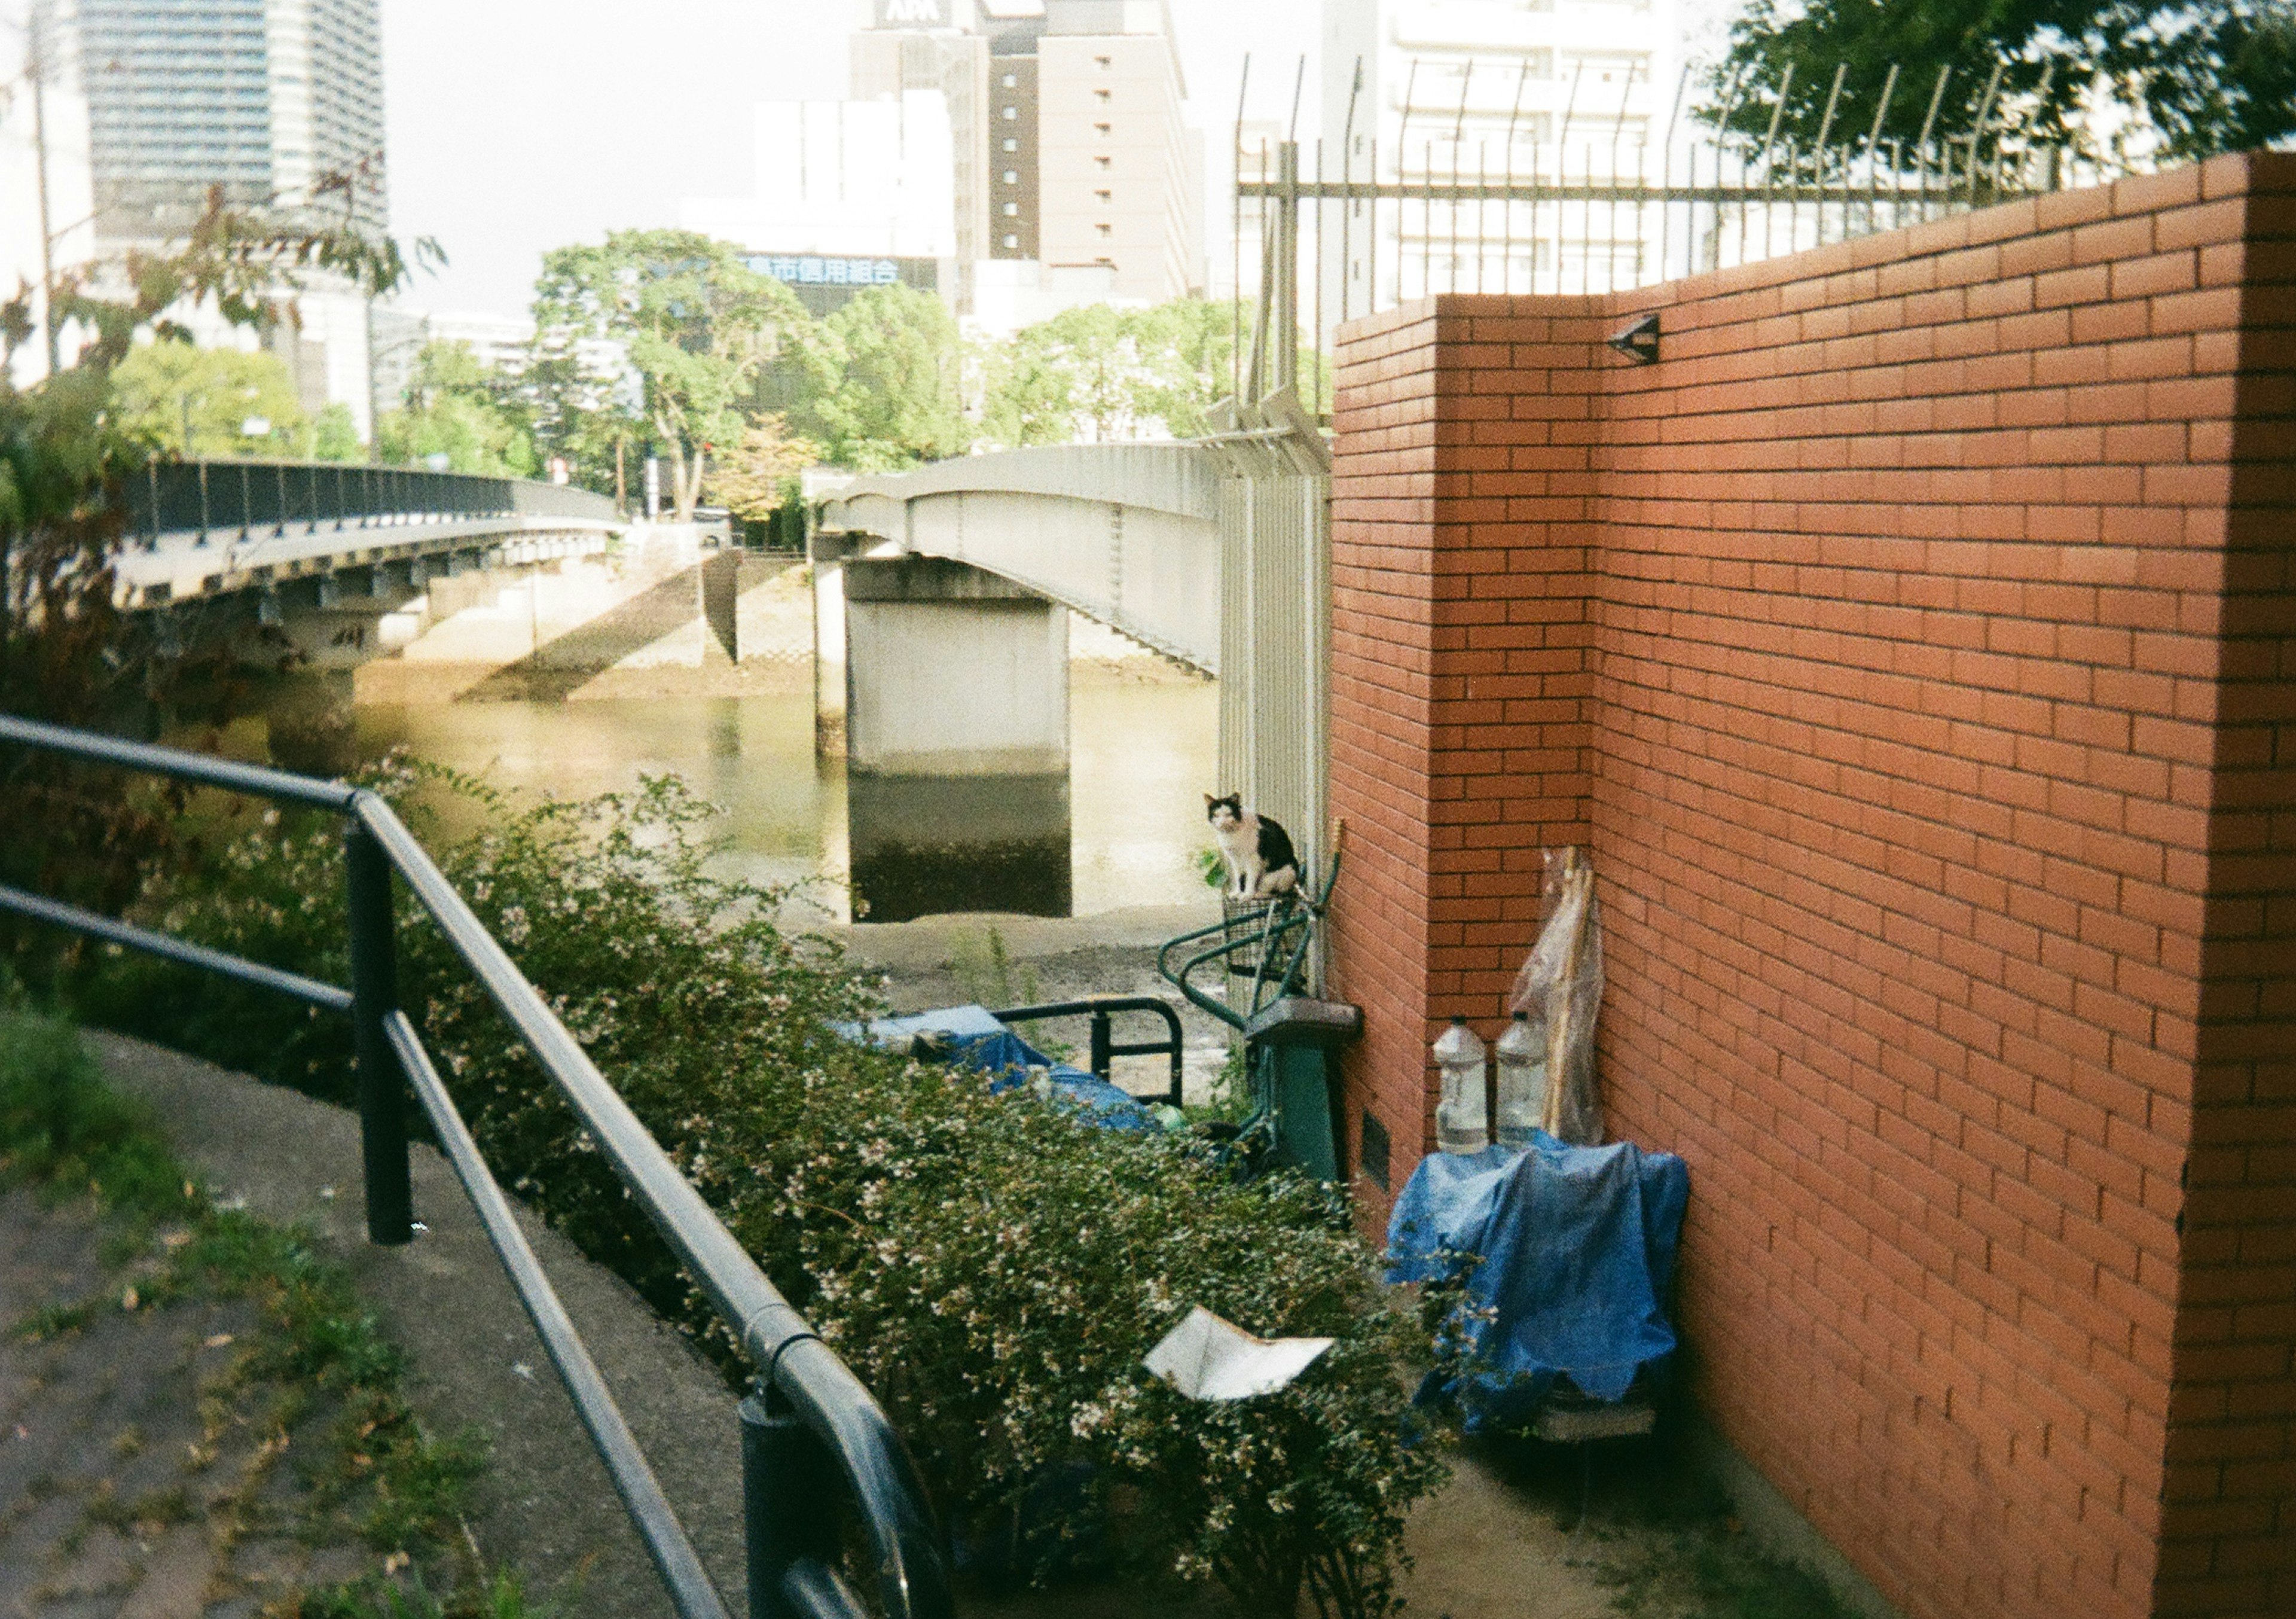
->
(1607, 313, 1661, 365)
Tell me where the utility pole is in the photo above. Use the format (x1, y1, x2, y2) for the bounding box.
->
(26, 5, 61, 377)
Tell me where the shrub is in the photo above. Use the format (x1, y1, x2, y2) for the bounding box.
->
(72, 764, 1448, 1617)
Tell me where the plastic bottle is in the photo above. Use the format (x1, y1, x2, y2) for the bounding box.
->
(1432, 1018, 1489, 1154)
(1494, 1010, 1549, 1149)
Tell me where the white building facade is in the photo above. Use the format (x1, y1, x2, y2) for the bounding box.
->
(1320, 0, 1686, 316)
(685, 0, 1204, 338)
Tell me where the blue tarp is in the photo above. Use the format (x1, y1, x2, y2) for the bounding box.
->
(1387, 1133, 1689, 1430)
(845, 1004, 1158, 1132)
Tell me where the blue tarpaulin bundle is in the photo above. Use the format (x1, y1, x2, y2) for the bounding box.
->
(1387, 1133, 1689, 1431)
(844, 1004, 1158, 1132)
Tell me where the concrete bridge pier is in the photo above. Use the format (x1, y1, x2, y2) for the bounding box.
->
(841, 556, 1071, 922)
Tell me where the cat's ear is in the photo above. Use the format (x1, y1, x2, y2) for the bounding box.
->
(1204, 792, 1218, 807)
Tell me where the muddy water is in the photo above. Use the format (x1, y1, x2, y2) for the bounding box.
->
(344, 672, 1222, 922)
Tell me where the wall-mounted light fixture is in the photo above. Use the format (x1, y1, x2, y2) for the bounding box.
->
(1607, 312, 1660, 365)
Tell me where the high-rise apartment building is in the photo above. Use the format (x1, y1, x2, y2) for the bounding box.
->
(1321, 0, 1682, 315)
(1033, 3, 1203, 303)
(32, 0, 389, 432)
(45, 0, 387, 245)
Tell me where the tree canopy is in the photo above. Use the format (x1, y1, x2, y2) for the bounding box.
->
(977, 297, 1238, 449)
(1708, 0, 2296, 162)
(800, 283, 974, 469)
(374, 341, 538, 476)
(706, 415, 818, 522)
(107, 343, 313, 459)
(532, 231, 812, 518)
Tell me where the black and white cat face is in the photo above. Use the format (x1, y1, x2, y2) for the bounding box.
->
(1205, 792, 1244, 833)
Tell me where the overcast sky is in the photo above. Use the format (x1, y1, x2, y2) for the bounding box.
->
(378, 0, 1327, 320)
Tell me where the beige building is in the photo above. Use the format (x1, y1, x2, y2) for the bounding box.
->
(854, 0, 1205, 316)
(1034, 4, 1204, 303)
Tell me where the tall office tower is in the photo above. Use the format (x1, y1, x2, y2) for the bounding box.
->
(35, 0, 388, 432)
(1321, 0, 1682, 321)
(47, 0, 387, 246)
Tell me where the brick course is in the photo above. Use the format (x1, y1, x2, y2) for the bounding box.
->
(1326, 152, 2294, 1619)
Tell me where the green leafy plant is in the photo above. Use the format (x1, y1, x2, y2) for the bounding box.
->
(73, 766, 1450, 1617)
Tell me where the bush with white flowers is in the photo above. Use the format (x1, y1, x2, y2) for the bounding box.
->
(74, 764, 1448, 1618)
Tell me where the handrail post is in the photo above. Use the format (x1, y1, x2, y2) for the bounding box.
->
(1090, 1007, 1113, 1080)
(346, 819, 415, 1244)
(741, 1390, 837, 1619)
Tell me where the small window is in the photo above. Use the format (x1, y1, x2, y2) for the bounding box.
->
(1094, 188, 1111, 202)
(1004, 201, 1020, 216)
(1003, 106, 1018, 120)
(1095, 222, 1112, 237)
(1003, 169, 1019, 184)
(1095, 54, 1110, 68)
(1003, 233, 1019, 248)
(1002, 73, 1017, 87)
(1094, 121, 1110, 134)
(1094, 89, 1112, 103)
(1094, 154, 1111, 169)
(1003, 137, 1019, 151)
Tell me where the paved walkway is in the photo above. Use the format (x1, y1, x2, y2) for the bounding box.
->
(86, 1034, 747, 1619)
(0, 1187, 388, 1618)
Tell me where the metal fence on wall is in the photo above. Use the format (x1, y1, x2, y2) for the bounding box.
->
(1231, 57, 2136, 404)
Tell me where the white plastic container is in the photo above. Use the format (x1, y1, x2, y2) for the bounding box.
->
(1433, 1017, 1489, 1154)
(1495, 1010, 1549, 1149)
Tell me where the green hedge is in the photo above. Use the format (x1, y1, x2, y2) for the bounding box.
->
(71, 765, 1449, 1617)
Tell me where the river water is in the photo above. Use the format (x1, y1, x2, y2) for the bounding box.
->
(344, 672, 1221, 924)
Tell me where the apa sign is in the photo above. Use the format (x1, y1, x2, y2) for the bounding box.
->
(875, 0, 949, 25)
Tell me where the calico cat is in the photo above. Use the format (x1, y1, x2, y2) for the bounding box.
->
(1205, 794, 1301, 899)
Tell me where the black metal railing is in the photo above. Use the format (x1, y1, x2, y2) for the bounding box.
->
(124, 458, 619, 548)
(991, 996, 1186, 1107)
(0, 714, 952, 1619)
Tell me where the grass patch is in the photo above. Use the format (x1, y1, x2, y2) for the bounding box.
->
(0, 1007, 501, 1606)
(0, 1005, 194, 1219)
(281, 1568, 554, 1619)
(11, 1298, 99, 1341)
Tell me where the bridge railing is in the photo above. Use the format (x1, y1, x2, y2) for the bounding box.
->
(125, 458, 620, 548)
(0, 713, 952, 1619)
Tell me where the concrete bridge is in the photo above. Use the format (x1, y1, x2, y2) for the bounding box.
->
(104, 460, 752, 674)
(814, 404, 1332, 919)
(817, 442, 1224, 675)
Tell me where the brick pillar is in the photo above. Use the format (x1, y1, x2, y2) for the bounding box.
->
(1326, 297, 1604, 1216)
(2154, 153, 2296, 1618)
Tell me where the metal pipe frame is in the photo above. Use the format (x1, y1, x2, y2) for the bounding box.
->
(990, 995, 1186, 1107)
(0, 882, 354, 1012)
(386, 1013, 731, 1619)
(0, 714, 953, 1619)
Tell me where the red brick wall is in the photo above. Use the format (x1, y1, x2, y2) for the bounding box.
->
(1326, 152, 2294, 1619)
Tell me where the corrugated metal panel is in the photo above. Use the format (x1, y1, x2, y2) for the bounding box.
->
(1211, 397, 1333, 987)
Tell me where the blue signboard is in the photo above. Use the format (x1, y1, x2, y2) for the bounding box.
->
(749, 255, 903, 287)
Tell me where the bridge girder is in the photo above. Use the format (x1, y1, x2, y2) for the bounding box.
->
(816, 443, 1223, 676)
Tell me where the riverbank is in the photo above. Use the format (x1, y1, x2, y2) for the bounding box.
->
(827, 902, 1233, 1103)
